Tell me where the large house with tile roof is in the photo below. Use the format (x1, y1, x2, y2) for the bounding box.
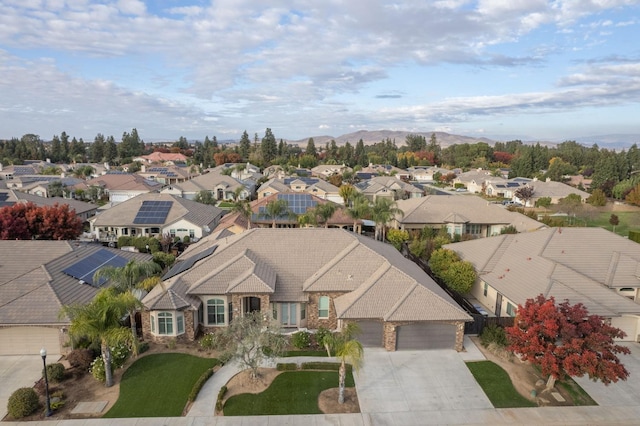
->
(514, 178, 591, 206)
(0, 241, 150, 355)
(75, 173, 163, 204)
(393, 195, 546, 237)
(90, 193, 225, 243)
(355, 176, 424, 202)
(0, 189, 98, 222)
(141, 228, 471, 351)
(445, 227, 640, 341)
(258, 177, 342, 204)
(161, 168, 254, 202)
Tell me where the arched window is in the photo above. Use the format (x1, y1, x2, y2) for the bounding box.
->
(318, 296, 329, 319)
(207, 299, 226, 325)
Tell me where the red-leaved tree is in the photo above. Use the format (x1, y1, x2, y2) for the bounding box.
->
(506, 294, 630, 389)
(0, 202, 83, 240)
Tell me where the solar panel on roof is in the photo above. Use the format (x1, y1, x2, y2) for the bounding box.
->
(133, 200, 173, 224)
(162, 245, 218, 280)
(62, 249, 129, 287)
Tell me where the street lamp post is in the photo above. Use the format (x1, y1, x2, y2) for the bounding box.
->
(39, 348, 52, 417)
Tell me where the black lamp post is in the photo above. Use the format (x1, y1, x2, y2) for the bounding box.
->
(39, 348, 52, 417)
(145, 244, 150, 253)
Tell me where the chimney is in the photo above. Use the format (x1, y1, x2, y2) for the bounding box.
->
(141, 164, 146, 173)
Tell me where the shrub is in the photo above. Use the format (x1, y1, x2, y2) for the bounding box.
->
(276, 363, 298, 371)
(183, 235, 191, 243)
(67, 348, 94, 371)
(480, 324, 508, 348)
(7, 387, 40, 419)
(301, 362, 352, 372)
(43, 363, 66, 383)
(138, 341, 150, 354)
(152, 251, 176, 270)
(89, 344, 131, 382)
(215, 385, 227, 412)
(314, 326, 333, 348)
(188, 368, 214, 402)
(387, 229, 409, 251)
(291, 331, 311, 349)
(200, 331, 230, 351)
(629, 230, 640, 244)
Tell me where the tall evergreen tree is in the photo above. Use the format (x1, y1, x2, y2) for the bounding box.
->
(306, 137, 317, 157)
(239, 130, 251, 160)
(260, 128, 278, 165)
(355, 139, 367, 167)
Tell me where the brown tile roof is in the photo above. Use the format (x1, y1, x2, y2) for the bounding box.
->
(145, 228, 470, 323)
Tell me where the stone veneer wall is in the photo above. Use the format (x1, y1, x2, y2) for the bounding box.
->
(306, 292, 348, 330)
(230, 294, 271, 318)
(141, 309, 196, 344)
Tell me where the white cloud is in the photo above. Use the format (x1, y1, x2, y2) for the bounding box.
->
(117, 0, 145, 16)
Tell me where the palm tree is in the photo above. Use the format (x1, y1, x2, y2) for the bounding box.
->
(339, 184, 357, 206)
(323, 322, 364, 404)
(60, 287, 137, 387)
(345, 195, 371, 234)
(371, 197, 403, 241)
(232, 199, 253, 229)
(315, 203, 337, 228)
(261, 198, 294, 228)
(297, 210, 318, 228)
(93, 260, 161, 339)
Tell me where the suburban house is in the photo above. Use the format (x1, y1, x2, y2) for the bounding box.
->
(140, 228, 471, 351)
(452, 169, 494, 193)
(355, 176, 424, 202)
(4, 175, 84, 197)
(0, 189, 98, 222)
(258, 178, 342, 204)
(137, 164, 192, 185)
(133, 152, 188, 165)
(392, 195, 546, 237)
(161, 168, 254, 201)
(483, 178, 529, 199)
(75, 173, 163, 204)
(359, 164, 411, 180)
(513, 178, 591, 206)
(445, 227, 640, 341)
(0, 241, 150, 355)
(0, 162, 43, 180)
(90, 193, 225, 243)
(408, 166, 453, 183)
(311, 164, 353, 179)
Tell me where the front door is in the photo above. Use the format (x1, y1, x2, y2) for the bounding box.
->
(281, 303, 297, 327)
(495, 293, 503, 317)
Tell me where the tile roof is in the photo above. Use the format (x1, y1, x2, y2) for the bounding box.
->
(144, 228, 471, 322)
(10, 191, 97, 215)
(0, 242, 151, 325)
(446, 228, 640, 317)
(396, 195, 546, 232)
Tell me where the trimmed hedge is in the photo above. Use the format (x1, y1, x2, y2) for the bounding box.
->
(188, 368, 214, 402)
(300, 362, 351, 372)
(7, 387, 40, 419)
(215, 385, 227, 412)
(629, 230, 640, 244)
(276, 363, 298, 371)
(43, 363, 66, 383)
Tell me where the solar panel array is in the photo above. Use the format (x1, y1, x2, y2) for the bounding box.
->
(162, 245, 218, 280)
(62, 249, 129, 287)
(283, 177, 318, 186)
(133, 200, 173, 224)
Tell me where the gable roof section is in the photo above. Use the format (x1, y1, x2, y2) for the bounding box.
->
(447, 228, 640, 318)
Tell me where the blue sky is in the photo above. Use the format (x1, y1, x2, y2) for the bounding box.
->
(1, 0, 639, 143)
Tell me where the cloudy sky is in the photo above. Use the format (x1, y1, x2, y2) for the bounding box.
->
(1, 0, 639, 143)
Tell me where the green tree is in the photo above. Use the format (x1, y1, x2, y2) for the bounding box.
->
(210, 311, 286, 379)
(441, 261, 477, 294)
(261, 198, 293, 228)
(232, 199, 253, 229)
(260, 128, 278, 165)
(345, 195, 371, 233)
(239, 130, 251, 160)
(60, 287, 138, 387)
(306, 137, 317, 157)
(609, 214, 619, 233)
(194, 190, 216, 206)
(339, 184, 357, 206)
(429, 248, 460, 279)
(371, 197, 403, 241)
(587, 189, 607, 206)
(387, 229, 409, 251)
(314, 203, 337, 228)
(93, 260, 161, 340)
(405, 134, 426, 152)
(514, 186, 535, 208)
(355, 139, 367, 167)
(324, 323, 364, 404)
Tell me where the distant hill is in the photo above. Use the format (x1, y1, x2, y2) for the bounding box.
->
(287, 130, 496, 148)
(571, 134, 640, 150)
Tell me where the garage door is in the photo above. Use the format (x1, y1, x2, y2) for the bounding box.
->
(356, 321, 384, 347)
(396, 323, 456, 350)
(611, 316, 639, 342)
(0, 327, 61, 356)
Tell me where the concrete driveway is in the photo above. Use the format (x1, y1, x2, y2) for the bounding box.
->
(575, 342, 640, 407)
(0, 356, 44, 420)
(355, 347, 493, 417)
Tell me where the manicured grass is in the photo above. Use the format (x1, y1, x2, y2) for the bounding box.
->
(217, 202, 235, 208)
(466, 361, 537, 408)
(223, 370, 355, 415)
(283, 349, 329, 357)
(104, 353, 219, 418)
(557, 378, 597, 406)
(584, 211, 640, 237)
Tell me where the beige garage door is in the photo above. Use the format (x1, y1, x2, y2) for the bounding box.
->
(0, 327, 61, 356)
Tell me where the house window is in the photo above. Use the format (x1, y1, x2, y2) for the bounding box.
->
(271, 303, 278, 320)
(318, 296, 329, 319)
(189, 229, 195, 238)
(483, 282, 488, 297)
(150, 315, 155, 333)
(466, 224, 482, 235)
(207, 299, 225, 325)
(506, 303, 516, 317)
(301, 303, 306, 320)
(170, 229, 176, 237)
(177, 315, 184, 334)
(158, 312, 173, 335)
(122, 228, 129, 235)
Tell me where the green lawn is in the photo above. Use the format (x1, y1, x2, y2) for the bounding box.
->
(557, 378, 597, 406)
(223, 370, 355, 415)
(283, 349, 329, 357)
(104, 353, 219, 418)
(584, 211, 640, 237)
(466, 361, 537, 408)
